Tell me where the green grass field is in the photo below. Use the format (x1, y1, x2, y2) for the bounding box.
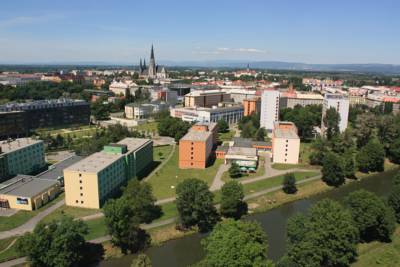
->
(242, 171, 319, 195)
(40, 205, 100, 224)
(353, 226, 400, 267)
(132, 121, 159, 134)
(153, 145, 173, 162)
(147, 147, 223, 200)
(0, 193, 64, 232)
(0, 239, 18, 263)
(85, 218, 108, 241)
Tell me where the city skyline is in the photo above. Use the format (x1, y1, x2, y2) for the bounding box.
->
(0, 0, 399, 64)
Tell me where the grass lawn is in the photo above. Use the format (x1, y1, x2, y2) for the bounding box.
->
(271, 163, 320, 170)
(0, 239, 19, 263)
(85, 217, 108, 241)
(133, 121, 159, 134)
(153, 202, 178, 224)
(242, 171, 319, 195)
(353, 226, 400, 267)
(36, 125, 100, 139)
(222, 157, 266, 182)
(147, 147, 223, 200)
(153, 145, 173, 162)
(0, 193, 64, 232)
(218, 130, 235, 142)
(299, 142, 313, 165)
(40, 205, 100, 224)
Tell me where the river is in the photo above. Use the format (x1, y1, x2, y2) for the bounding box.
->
(98, 169, 398, 267)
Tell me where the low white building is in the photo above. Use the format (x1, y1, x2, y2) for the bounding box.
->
(109, 80, 138, 96)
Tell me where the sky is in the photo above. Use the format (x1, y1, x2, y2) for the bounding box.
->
(0, 0, 399, 64)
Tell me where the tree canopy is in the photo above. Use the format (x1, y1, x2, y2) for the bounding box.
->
(220, 181, 247, 219)
(157, 115, 191, 141)
(344, 189, 396, 242)
(199, 219, 273, 267)
(282, 173, 297, 194)
(176, 178, 219, 232)
(356, 138, 385, 173)
(323, 107, 340, 140)
(15, 216, 89, 267)
(286, 199, 359, 267)
(321, 152, 345, 187)
(217, 119, 229, 133)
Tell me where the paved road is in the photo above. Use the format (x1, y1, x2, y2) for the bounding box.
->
(0, 199, 65, 240)
(209, 163, 230, 191)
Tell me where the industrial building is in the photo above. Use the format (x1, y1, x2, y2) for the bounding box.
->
(64, 138, 153, 209)
(0, 138, 46, 182)
(0, 99, 90, 139)
(272, 122, 300, 164)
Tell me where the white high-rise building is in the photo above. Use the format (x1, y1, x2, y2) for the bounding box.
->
(260, 90, 280, 131)
(321, 93, 349, 134)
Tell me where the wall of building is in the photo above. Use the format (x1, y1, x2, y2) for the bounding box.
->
(179, 139, 212, 169)
(64, 170, 101, 209)
(133, 141, 153, 177)
(272, 137, 300, 164)
(4, 141, 45, 180)
(260, 91, 280, 130)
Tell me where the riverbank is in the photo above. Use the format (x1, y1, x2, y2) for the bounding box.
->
(99, 165, 399, 262)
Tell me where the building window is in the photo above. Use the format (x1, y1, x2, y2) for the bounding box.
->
(81, 201, 84, 204)
(80, 186, 83, 190)
(79, 173, 82, 177)
(79, 180, 82, 184)
(80, 193, 83, 196)
(75, 200, 78, 203)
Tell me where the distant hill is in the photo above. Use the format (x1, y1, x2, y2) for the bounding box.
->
(159, 60, 400, 74)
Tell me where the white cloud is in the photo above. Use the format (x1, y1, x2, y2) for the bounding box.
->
(0, 14, 64, 29)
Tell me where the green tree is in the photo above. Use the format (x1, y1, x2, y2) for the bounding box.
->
(356, 138, 385, 173)
(282, 173, 297, 194)
(103, 197, 150, 254)
(342, 149, 356, 178)
(217, 119, 229, 133)
(228, 162, 242, 178)
(254, 127, 266, 141)
(323, 107, 340, 140)
(176, 179, 219, 232)
(15, 216, 88, 267)
(199, 219, 273, 267)
(394, 173, 400, 186)
(344, 189, 396, 242)
(388, 137, 400, 164)
(240, 121, 256, 138)
(353, 113, 377, 148)
(220, 181, 247, 219)
(286, 199, 359, 267)
(123, 180, 161, 224)
(157, 116, 191, 142)
(388, 185, 400, 223)
(132, 253, 152, 267)
(321, 152, 345, 187)
(91, 97, 110, 120)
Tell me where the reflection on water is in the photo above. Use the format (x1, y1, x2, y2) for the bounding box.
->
(98, 169, 398, 267)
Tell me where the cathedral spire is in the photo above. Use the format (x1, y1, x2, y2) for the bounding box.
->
(150, 44, 155, 60)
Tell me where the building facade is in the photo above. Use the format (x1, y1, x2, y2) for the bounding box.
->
(243, 97, 261, 116)
(279, 93, 324, 109)
(0, 99, 90, 139)
(64, 138, 153, 209)
(0, 138, 46, 182)
(179, 123, 216, 169)
(260, 90, 280, 131)
(272, 122, 300, 164)
(184, 90, 231, 108)
(321, 93, 349, 134)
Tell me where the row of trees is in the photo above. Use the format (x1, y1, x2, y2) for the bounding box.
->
(157, 115, 192, 141)
(239, 113, 269, 141)
(281, 183, 400, 267)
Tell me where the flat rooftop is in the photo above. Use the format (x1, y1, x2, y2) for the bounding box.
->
(117, 138, 152, 152)
(274, 128, 299, 139)
(0, 138, 42, 154)
(0, 175, 58, 198)
(181, 131, 212, 142)
(64, 152, 123, 173)
(193, 122, 218, 132)
(37, 155, 82, 180)
(227, 147, 257, 157)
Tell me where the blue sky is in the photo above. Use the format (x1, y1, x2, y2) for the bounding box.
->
(0, 0, 399, 64)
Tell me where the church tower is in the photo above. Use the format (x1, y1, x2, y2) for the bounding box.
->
(148, 44, 157, 79)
